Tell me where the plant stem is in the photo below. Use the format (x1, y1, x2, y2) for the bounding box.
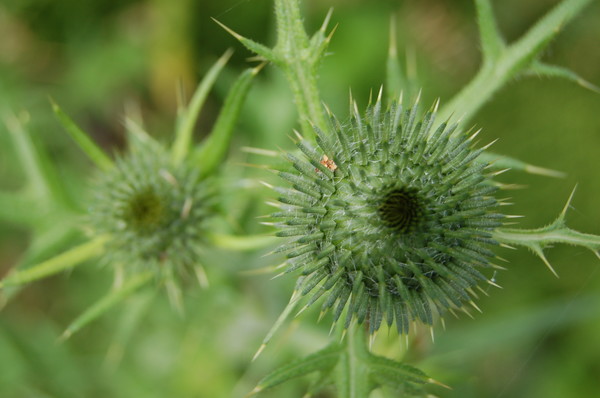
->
(437, 0, 592, 129)
(335, 323, 371, 398)
(273, 0, 329, 139)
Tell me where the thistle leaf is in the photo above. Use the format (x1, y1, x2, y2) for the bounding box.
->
(60, 271, 153, 340)
(249, 343, 341, 396)
(3, 111, 65, 201)
(252, 284, 303, 361)
(523, 61, 600, 93)
(509, 0, 592, 74)
(50, 99, 114, 171)
(0, 235, 109, 288)
(212, 18, 277, 62)
(171, 49, 232, 165)
(493, 188, 600, 276)
(233, 0, 331, 139)
(366, 354, 435, 392)
(193, 63, 262, 178)
(478, 151, 566, 178)
(437, 0, 593, 128)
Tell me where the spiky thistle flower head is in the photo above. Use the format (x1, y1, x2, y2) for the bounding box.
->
(271, 93, 505, 335)
(89, 135, 216, 286)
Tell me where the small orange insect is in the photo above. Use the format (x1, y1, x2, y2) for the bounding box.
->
(319, 155, 337, 172)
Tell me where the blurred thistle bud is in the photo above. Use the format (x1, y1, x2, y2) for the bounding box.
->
(88, 135, 217, 293)
(0, 52, 262, 335)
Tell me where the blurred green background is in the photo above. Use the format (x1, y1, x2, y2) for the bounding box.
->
(1, 0, 599, 397)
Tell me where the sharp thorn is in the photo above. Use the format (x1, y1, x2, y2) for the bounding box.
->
(212, 18, 245, 41)
(525, 164, 566, 178)
(481, 138, 499, 151)
(560, 184, 578, 219)
(252, 344, 266, 362)
(487, 279, 502, 289)
(469, 300, 482, 313)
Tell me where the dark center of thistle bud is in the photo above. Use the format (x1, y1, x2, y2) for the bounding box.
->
(378, 187, 423, 233)
(123, 187, 166, 233)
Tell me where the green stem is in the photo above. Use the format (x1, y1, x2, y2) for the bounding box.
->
(437, 0, 592, 128)
(207, 232, 278, 251)
(0, 235, 109, 288)
(286, 63, 326, 139)
(494, 227, 600, 250)
(335, 323, 370, 398)
(273, 0, 329, 139)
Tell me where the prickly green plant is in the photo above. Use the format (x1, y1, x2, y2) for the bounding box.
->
(0, 51, 261, 336)
(220, 0, 600, 396)
(269, 95, 505, 337)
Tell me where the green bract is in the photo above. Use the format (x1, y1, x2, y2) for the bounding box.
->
(272, 95, 504, 335)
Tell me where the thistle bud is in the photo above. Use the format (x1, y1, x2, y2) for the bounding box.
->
(89, 137, 215, 283)
(272, 96, 504, 335)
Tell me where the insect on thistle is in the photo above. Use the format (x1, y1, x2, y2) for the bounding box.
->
(270, 93, 505, 336)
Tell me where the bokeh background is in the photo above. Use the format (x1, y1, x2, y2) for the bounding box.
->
(1, 0, 599, 397)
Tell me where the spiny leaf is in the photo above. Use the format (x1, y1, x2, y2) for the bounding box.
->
(236, 0, 331, 139)
(303, 367, 336, 398)
(60, 271, 153, 340)
(523, 61, 600, 93)
(249, 343, 341, 396)
(493, 188, 600, 276)
(508, 0, 592, 74)
(212, 18, 277, 62)
(307, 10, 336, 76)
(171, 49, 232, 165)
(193, 63, 263, 178)
(3, 111, 65, 201)
(366, 353, 442, 390)
(51, 99, 114, 171)
(475, 0, 505, 62)
(478, 151, 565, 178)
(252, 284, 303, 361)
(437, 0, 593, 128)
(0, 235, 109, 288)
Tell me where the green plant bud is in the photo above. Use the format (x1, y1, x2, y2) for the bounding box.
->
(89, 137, 216, 282)
(272, 96, 504, 335)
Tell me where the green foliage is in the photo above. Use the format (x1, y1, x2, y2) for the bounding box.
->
(494, 188, 600, 276)
(229, 0, 600, 396)
(253, 325, 438, 398)
(0, 0, 599, 397)
(436, 0, 596, 127)
(52, 99, 114, 171)
(214, 0, 333, 139)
